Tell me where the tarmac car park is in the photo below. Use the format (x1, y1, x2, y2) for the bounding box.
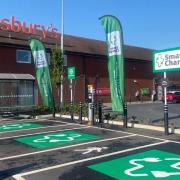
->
(0, 117, 179, 180)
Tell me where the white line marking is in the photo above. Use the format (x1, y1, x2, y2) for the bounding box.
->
(0, 134, 136, 161)
(13, 175, 25, 180)
(46, 119, 68, 124)
(49, 119, 164, 140)
(49, 119, 88, 126)
(168, 140, 180, 144)
(87, 125, 168, 141)
(72, 123, 176, 142)
(0, 122, 69, 134)
(0, 118, 51, 124)
(0, 119, 35, 123)
(12, 174, 25, 180)
(46, 119, 180, 143)
(0, 118, 67, 125)
(12, 140, 169, 180)
(0, 124, 85, 140)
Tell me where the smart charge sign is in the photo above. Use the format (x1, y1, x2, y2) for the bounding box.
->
(153, 47, 180, 73)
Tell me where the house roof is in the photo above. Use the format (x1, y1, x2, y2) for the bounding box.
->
(0, 30, 153, 61)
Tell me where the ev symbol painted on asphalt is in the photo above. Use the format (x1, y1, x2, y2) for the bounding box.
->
(15, 130, 99, 148)
(33, 133, 82, 143)
(124, 157, 180, 178)
(0, 122, 43, 132)
(88, 150, 180, 180)
(1, 123, 32, 130)
(1, 124, 24, 130)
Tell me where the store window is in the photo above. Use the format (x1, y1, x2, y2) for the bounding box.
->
(16, 50, 31, 63)
(0, 79, 35, 107)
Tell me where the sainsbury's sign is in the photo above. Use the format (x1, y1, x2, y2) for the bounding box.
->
(0, 16, 59, 39)
(96, 88, 110, 96)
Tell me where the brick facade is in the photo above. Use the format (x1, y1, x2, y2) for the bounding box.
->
(0, 30, 172, 106)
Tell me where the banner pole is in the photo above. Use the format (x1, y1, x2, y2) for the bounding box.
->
(60, 0, 64, 110)
(70, 79, 74, 121)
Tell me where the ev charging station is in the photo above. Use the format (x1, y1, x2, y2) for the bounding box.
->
(87, 85, 94, 125)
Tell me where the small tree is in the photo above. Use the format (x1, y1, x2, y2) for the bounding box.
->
(51, 46, 64, 109)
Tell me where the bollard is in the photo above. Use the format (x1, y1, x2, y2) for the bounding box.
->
(91, 103, 95, 125)
(164, 104, 169, 135)
(98, 101, 103, 123)
(170, 123, 175, 134)
(79, 102, 83, 124)
(123, 103, 128, 128)
(88, 103, 92, 125)
(70, 101, 74, 121)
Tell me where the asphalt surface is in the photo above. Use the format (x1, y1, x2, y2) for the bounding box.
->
(128, 102, 180, 127)
(104, 101, 180, 127)
(0, 117, 179, 180)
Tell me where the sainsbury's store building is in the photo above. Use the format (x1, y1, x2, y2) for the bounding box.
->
(2, 16, 179, 109)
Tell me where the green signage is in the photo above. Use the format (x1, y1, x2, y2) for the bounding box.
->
(0, 122, 44, 132)
(99, 15, 124, 113)
(29, 39, 54, 107)
(88, 150, 180, 180)
(153, 47, 180, 73)
(68, 66, 76, 80)
(140, 88, 150, 96)
(15, 130, 99, 148)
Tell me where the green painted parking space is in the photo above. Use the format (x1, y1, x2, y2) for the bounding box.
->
(0, 122, 44, 132)
(15, 130, 99, 148)
(88, 150, 180, 180)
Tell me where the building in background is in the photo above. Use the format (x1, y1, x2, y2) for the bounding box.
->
(0, 26, 179, 109)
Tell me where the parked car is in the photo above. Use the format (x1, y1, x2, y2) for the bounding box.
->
(165, 91, 180, 103)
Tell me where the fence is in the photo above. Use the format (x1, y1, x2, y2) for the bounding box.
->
(0, 79, 36, 115)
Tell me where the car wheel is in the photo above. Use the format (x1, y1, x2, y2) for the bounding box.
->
(172, 99, 177, 103)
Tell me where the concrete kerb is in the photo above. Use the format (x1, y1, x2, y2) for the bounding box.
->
(55, 114, 180, 135)
(103, 101, 161, 107)
(31, 113, 180, 135)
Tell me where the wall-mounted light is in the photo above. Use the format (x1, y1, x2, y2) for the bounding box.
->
(133, 80, 138, 83)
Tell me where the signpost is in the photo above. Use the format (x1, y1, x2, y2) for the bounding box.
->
(161, 78, 169, 88)
(153, 47, 180, 135)
(68, 66, 75, 80)
(68, 67, 76, 121)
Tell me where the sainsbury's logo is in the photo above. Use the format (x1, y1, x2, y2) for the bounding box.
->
(34, 50, 47, 68)
(0, 16, 59, 39)
(107, 31, 121, 56)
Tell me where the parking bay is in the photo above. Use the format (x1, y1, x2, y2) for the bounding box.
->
(0, 120, 179, 180)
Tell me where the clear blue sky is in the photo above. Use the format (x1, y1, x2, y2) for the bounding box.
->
(1, 0, 180, 50)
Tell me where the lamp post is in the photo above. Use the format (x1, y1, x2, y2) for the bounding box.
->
(60, 0, 64, 110)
